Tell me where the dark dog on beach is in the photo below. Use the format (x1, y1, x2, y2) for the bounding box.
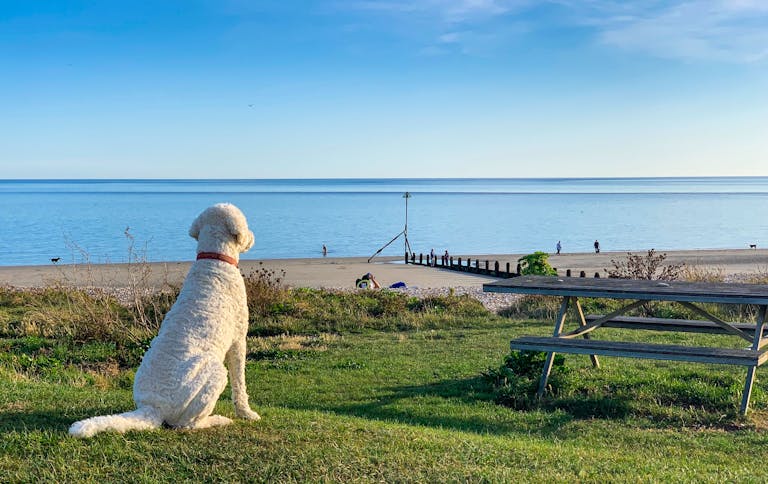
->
(750, 244, 757, 249)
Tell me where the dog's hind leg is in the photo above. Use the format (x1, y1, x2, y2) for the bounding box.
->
(169, 356, 232, 429)
(69, 406, 163, 438)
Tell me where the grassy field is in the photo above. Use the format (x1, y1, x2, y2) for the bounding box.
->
(2, 278, 768, 481)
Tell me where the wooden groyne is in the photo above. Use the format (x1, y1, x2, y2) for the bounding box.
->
(404, 252, 603, 279)
(404, 252, 520, 278)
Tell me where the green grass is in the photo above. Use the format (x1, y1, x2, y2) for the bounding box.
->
(3, 286, 768, 481)
(4, 319, 768, 481)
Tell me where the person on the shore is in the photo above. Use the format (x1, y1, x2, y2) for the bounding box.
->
(556, 241, 561, 255)
(430, 248, 436, 267)
(322, 244, 327, 256)
(356, 272, 380, 289)
(594, 240, 600, 253)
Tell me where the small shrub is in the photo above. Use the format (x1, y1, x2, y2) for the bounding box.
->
(606, 249, 684, 281)
(484, 351, 569, 409)
(244, 263, 289, 318)
(518, 252, 557, 276)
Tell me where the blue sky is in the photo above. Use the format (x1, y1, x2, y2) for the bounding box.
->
(1, 0, 767, 178)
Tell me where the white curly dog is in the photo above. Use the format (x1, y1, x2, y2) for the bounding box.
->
(69, 203, 261, 438)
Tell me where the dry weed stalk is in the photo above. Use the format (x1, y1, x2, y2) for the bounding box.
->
(123, 227, 175, 335)
(606, 249, 685, 281)
(746, 266, 768, 285)
(23, 228, 178, 343)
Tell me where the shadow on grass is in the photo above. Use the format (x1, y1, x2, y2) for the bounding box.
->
(0, 404, 138, 434)
(287, 376, 637, 437)
(286, 370, 752, 435)
(0, 410, 80, 433)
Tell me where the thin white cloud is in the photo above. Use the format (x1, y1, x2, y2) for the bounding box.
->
(586, 1, 768, 63)
(345, 0, 529, 22)
(341, 0, 768, 62)
(340, 0, 533, 55)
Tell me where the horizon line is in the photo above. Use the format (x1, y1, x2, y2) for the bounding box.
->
(3, 175, 768, 182)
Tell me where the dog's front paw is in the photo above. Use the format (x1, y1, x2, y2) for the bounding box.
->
(237, 408, 261, 421)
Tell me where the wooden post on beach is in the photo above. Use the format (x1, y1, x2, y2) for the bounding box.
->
(566, 269, 572, 277)
(450, 256, 454, 267)
(411, 253, 415, 264)
(475, 259, 480, 272)
(467, 258, 471, 271)
(485, 260, 489, 273)
(405, 252, 409, 264)
(458, 257, 462, 270)
(594, 272, 600, 278)
(516, 263, 521, 276)
(506, 262, 511, 278)
(494, 260, 499, 276)
(580, 270, 586, 278)
(419, 253, 423, 265)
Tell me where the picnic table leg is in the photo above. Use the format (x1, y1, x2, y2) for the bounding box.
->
(741, 305, 767, 415)
(574, 298, 600, 369)
(537, 296, 571, 398)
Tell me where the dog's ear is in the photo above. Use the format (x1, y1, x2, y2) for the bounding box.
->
(189, 215, 201, 240)
(225, 215, 253, 249)
(241, 230, 255, 251)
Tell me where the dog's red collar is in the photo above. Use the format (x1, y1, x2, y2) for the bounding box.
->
(196, 252, 238, 267)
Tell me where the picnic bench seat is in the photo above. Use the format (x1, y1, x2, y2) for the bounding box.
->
(510, 336, 768, 366)
(585, 314, 767, 336)
(486, 276, 768, 413)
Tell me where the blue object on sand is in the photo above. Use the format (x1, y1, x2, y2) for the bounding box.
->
(389, 281, 406, 289)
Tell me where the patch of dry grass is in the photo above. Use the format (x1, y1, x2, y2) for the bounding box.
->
(246, 334, 339, 354)
(745, 266, 768, 284)
(681, 265, 726, 283)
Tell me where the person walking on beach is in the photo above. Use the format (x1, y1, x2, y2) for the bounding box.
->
(322, 244, 327, 257)
(430, 248, 435, 266)
(594, 240, 600, 254)
(556, 241, 561, 255)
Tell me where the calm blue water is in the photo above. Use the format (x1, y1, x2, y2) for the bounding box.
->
(2, 178, 768, 267)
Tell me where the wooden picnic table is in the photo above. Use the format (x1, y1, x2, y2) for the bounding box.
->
(483, 275, 768, 414)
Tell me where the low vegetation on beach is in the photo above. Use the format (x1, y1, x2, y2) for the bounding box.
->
(3, 256, 768, 480)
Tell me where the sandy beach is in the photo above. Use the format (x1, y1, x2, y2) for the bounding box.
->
(1, 249, 768, 291)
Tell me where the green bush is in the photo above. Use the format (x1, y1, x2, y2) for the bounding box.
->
(517, 252, 557, 276)
(484, 350, 569, 409)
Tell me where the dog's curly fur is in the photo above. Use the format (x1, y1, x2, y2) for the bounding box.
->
(69, 203, 260, 438)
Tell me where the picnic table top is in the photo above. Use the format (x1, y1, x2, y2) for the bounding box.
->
(483, 275, 768, 305)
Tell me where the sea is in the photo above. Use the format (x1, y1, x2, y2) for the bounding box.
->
(2, 177, 768, 267)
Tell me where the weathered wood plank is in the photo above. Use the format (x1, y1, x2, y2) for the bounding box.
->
(742, 305, 768, 413)
(561, 300, 645, 338)
(510, 336, 767, 366)
(484, 275, 768, 305)
(537, 297, 572, 397)
(585, 315, 766, 336)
